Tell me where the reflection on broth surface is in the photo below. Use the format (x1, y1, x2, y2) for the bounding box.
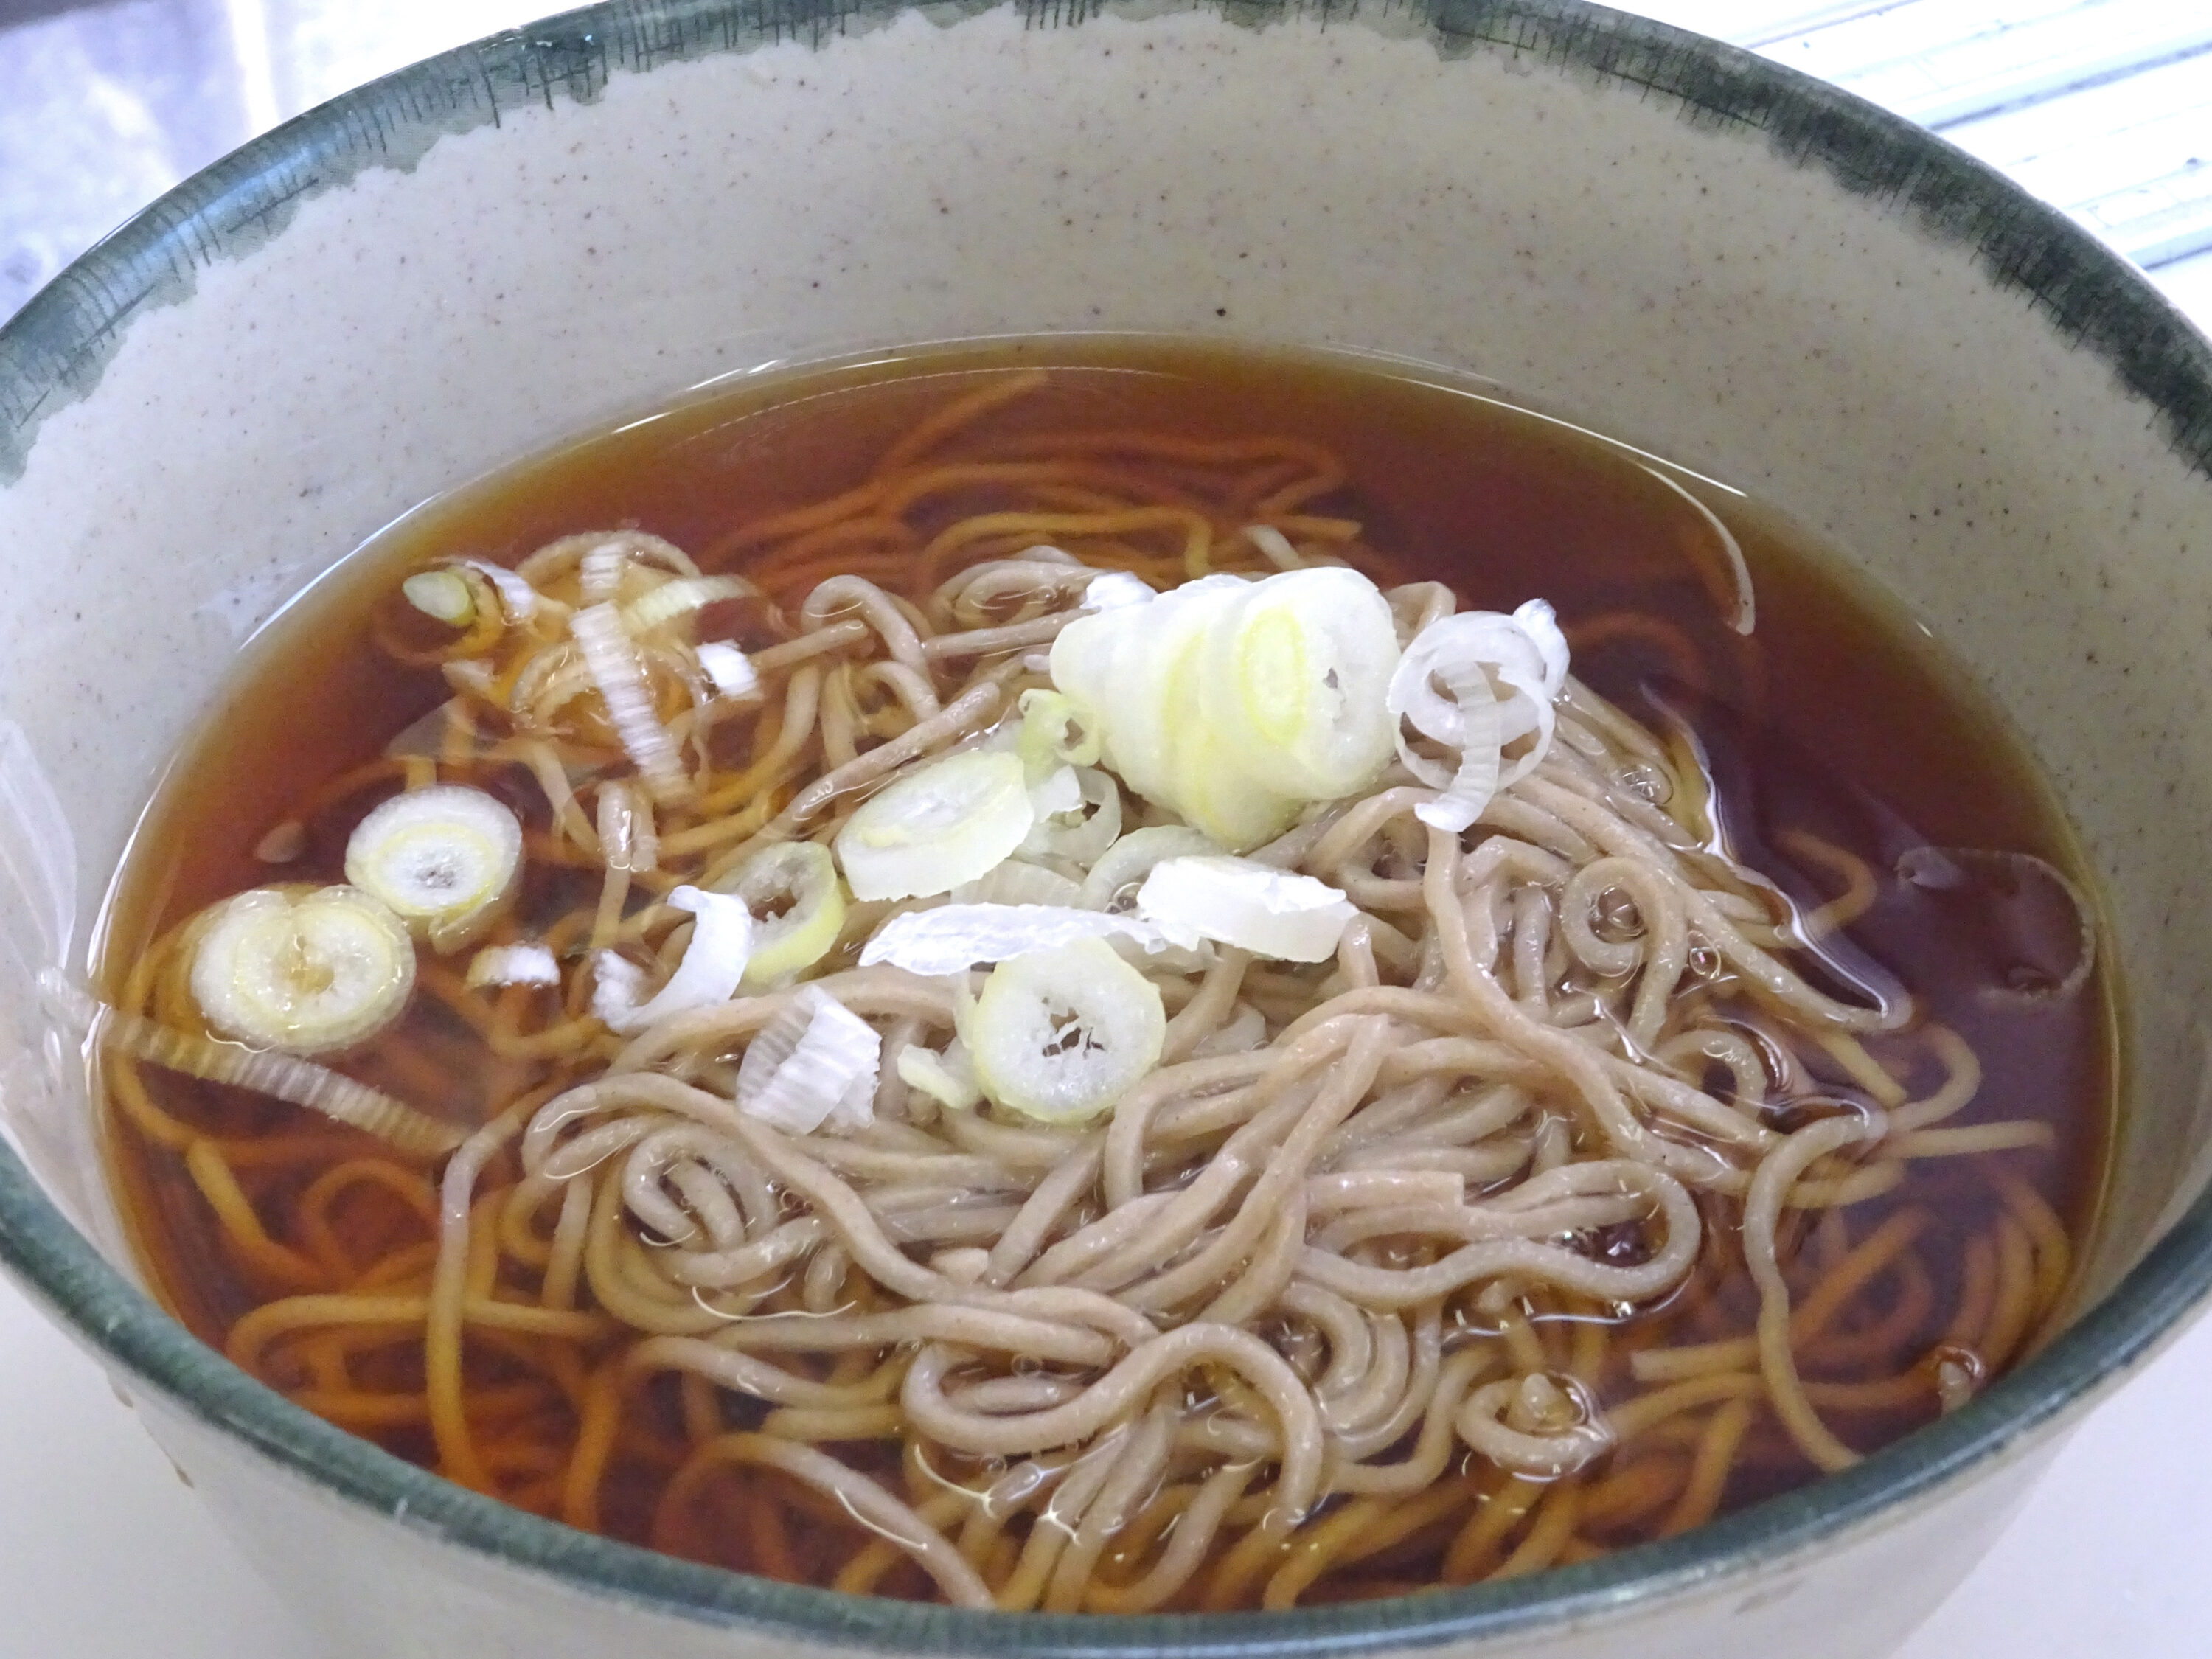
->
(91, 338, 2112, 1611)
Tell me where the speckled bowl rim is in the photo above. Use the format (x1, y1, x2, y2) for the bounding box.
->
(7, 1, 2212, 1652)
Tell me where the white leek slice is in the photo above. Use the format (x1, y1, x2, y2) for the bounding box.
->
(1051, 569, 1401, 851)
(465, 942, 561, 989)
(403, 569, 474, 626)
(1135, 855, 1355, 962)
(590, 953, 647, 1028)
(44, 971, 459, 1156)
(695, 641, 760, 700)
(1397, 652, 1503, 833)
(443, 659, 498, 697)
(1167, 722, 1304, 850)
(1021, 766, 1122, 865)
(897, 1039, 982, 1113)
(580, 541, 628, 605)
(833, 750, 1034, 902)
(1512, 599, 1571, 706)
(406, 562, 542, 630)
(1029, 765, 1083, 818)
(1015, 689, 1102, 771)
(593, 886, 754, 1034)
(570, 600, 689, 803)
(736, 986, 881, 1134)
(1199, 566, 1399, 799)
(1392, 601, 1566, 751)
(951, 860, 1086, 909)
(1079, 825, 1222, 911)
(860, 903, 1175, 975)
(1082, 571, 1157, 611)
(962, 937, 1165, 1125)
(189, 886, 417, 1056)
(458, 560, 544, 622)
(1388, 599, 1570, 833)
(715, 841, 846, 987)
(621, 575, 752, 634)
(1053, 576, 1239, 808)
(344, 785, 524, 953)
(1117, 575, 1250, 807)
(1042, 613, 1120, 754)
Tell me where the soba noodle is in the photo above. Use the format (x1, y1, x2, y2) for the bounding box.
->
(91, 366, 2087, 1612)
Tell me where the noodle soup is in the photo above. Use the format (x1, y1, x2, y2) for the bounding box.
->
(87, 338, 2112, 1612)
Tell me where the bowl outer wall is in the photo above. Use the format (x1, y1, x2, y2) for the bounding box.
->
(4, 1, 2212, 1655)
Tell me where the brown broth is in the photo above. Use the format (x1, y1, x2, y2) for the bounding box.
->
(97, 335, 2116, 1599)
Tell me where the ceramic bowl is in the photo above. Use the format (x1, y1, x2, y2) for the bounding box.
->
(4, 3, 2212, 1656)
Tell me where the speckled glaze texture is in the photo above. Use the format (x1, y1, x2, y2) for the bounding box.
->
(4, 3, 2212, 1657)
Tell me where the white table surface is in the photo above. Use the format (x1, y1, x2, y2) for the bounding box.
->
(5, 1256, 2210, 1655)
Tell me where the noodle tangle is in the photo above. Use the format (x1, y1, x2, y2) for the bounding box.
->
(98, 369, 2086, 1613)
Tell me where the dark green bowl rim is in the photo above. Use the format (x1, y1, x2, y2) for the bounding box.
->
(7, 1, 2212, 1652)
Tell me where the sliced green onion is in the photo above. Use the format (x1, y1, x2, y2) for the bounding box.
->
(189, 886, 417, 1056)
(465, 942, 561, 989)
(897, 1039, 982, 1113)
(961, 936, 1166, 1125)
(43, 970, 459, 1155)
(736, 986, 881, 1133)
(1079, 825, 1222, 911)
(1082, 571, 1157, 611)
(1200, 566, 1399, 799)
(344, 785, 524, 953)
(1015, 689, 1101, 772)
(592, 886, 754, 1034)
(1398, 653, 1501, 834)
(403, 569, 475, 627)
(1023, 766, 1122, 866)
(1135, 855, 1356, 962)
(1108, 575, 1249, 808)
(590, 954, 647, 1027)
(580, 541, 628, 605)
(571, 600, 689, 804)
(1387, 599, 1568, 832)
(406, 562, 545, 628)
(1029, 765, 1083, 818)
(457, 560, 545, 622)
(833, 749, 1034, 902)
(443, 659, 498, 697)
(714, 841, 846, 987)
(695, 641, 760, 700)
(951, 859, 1086, 908)
(1051, 568, 1400, 852)
(1164, 721, 1303, 849)
(860, 903, 1174, 975)
(620, 574, 754, 634)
